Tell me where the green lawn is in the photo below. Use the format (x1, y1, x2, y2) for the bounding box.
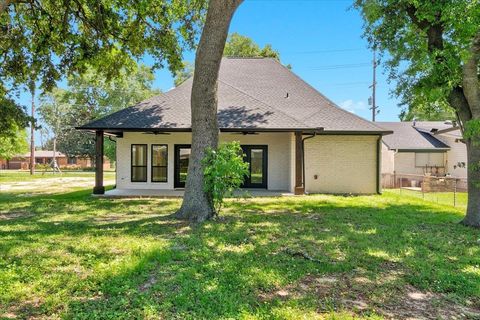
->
(388, 188, 468, 209)
(0, 170, 115, 183)
(0, 177, 479, 319)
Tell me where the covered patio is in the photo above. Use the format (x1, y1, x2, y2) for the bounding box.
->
(98, 188, 295, 198)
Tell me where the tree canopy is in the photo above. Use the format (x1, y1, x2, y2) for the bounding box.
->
(0, 125, 28, 160)
(0, 0, 207, 135)
(223, 33, 280, 60)
(355, 0, 480, 227)
(38, 64, 160, 161)
(174, 33, 282, 86)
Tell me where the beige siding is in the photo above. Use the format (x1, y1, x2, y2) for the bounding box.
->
(435, 133, 467, 178)
(381, 142, 395, 174)
(394, 152, 424, 175)
(116, 132, 293, 191)
(304, 135, 378, 194)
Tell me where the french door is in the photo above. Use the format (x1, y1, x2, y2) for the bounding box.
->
(174, 144, 268, 189)
(242, 145, 268, 188)
(174, 145, 191, 188)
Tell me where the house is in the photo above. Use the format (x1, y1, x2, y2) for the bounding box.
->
(378, 121, 467, 181)
(0, 150, 110, 170)
(78, 57, 391, 196)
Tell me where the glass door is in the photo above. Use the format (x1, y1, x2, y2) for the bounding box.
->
(242, 145, 267, 188)
(174, 145, 191, 188)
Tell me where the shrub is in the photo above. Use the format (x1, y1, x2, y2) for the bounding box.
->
(202, 141, 249, 215)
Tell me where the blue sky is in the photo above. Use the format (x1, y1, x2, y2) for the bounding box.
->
(25, 0, 404, 146)
(151, 0, 402, 121)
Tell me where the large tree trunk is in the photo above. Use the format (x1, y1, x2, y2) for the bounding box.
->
(174, 0, 243, 222)
(459, 32, 480, 227)
(463, 139, 480, 227)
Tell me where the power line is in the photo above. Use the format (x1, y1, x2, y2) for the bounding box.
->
(288, 48, 365, 55)
(309, 62, 370, 70)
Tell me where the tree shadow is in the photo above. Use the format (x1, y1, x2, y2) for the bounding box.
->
(1, 192, 479, 319)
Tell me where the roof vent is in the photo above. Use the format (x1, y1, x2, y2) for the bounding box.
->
(285, 92, 289, 98)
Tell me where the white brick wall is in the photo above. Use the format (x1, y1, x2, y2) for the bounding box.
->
(304, 135, 378, 194)
(116, 132, 379, 194)
(116, 132, 293, 191)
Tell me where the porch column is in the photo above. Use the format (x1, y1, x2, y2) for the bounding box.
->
(294, 131, 305, 195)
(93, 130, 105, 195)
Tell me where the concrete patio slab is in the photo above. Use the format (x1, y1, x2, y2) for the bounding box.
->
(97, 188, 294, 198)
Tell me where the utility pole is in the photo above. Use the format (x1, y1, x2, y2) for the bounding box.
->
(29, 82, 35, 175)
(369, 48, 379, 122)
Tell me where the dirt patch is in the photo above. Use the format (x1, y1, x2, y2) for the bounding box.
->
(258, 273, 480, 319)
(0, 211, 33, 220)
(138, 274, 158, 292)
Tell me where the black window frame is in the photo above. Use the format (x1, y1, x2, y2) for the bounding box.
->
(131, 144, 148, 182)
(151, 144, 168, 183)
(241, 145, 268, 189)
(174, 144, 191, 188)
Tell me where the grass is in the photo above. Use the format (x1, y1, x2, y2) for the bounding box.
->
(389, 188, 468, 209)
(0, 170, 115, 183)
(0, 175, 479, 319)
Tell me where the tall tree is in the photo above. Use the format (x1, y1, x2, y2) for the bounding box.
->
(174, 61, 195, 86)
(38, 65, 160, 162)
(0, 0, 206, 132)
(174, 33, 281, 86)
(399, 101, 456, 121)
(355, 0, 480, 227)
(224, 33, 280, 60)
(0, 125, 28, 160)
(175, 0, 243, 222)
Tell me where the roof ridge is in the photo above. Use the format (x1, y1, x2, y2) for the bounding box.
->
(218, 79, 309, 128)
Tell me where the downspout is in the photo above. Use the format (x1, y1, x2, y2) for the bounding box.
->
(376, 135, 382, 194)
(302, 132, 317, 193)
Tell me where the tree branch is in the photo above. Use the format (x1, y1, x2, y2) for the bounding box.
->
(406, 5, 444, 51)
(0, 0, 12, 13)
(448, 87, 472, 126)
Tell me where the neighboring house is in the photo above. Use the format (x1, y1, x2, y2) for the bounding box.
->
(378, 121, 467, 178)
(0, 150, 110, 170)
(78, 57, 391, 195)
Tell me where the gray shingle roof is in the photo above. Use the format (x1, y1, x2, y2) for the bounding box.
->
(79, 58, 389, 133)
(377, 122, 451, 151)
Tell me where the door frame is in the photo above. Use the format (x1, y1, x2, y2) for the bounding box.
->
(241, 145, 268, 189)
(174, 144, 191, 188)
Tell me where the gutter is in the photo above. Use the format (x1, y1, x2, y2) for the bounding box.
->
(302, 132, 317, 192)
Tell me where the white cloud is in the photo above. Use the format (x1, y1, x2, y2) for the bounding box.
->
(339, 99, 367, 114)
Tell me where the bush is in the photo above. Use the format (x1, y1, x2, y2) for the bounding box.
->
(202, 142, 249, 215)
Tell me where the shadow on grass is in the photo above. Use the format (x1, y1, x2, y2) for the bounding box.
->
(0, 191, 479, 319)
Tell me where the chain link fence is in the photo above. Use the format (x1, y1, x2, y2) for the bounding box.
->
(382, 172, 468, 208)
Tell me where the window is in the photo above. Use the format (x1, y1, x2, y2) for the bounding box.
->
(67, 157, 77, 165)
(131, 144, 147, 182)
(151, 144, 168, 182)
(415, 152, 445, 167)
